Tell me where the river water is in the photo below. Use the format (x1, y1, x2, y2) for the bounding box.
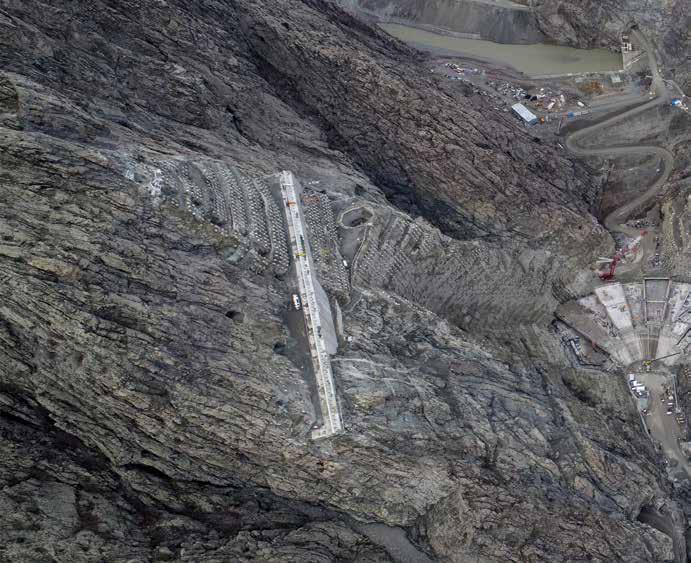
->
(380, 23, 623, 76)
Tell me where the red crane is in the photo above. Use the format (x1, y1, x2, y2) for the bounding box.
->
(599, 255, 620, 280)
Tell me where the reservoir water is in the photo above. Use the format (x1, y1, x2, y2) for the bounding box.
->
(380, 23, 623, 76)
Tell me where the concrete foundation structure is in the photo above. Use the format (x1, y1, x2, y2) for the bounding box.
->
(280, 171, 343, 440)
(558, 279, 691, 367)
(157, 161, 344, 440)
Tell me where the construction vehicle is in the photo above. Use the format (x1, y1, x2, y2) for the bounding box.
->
(643, 352, 681, 367)
(599, 255, 620, 280)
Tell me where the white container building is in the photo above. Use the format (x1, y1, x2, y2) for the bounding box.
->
(511, 103, 538, 125)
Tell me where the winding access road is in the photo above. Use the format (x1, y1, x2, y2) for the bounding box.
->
(565, 30, 675, 239)
(566, 97, 674, 238)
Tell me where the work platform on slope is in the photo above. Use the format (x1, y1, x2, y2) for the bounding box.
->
(558, 279, 690, 368)
(280, 171, 343, 439)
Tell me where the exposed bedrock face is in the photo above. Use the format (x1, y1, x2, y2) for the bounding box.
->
(340, 0, 687, 86)
(337, 0, 545, 44)
(528, 0, 688, 82)
(0, 0, 685, 560)
(239, 0, 613, 306)
(0, 396, 395, 562)
(0, 128, 679, 560)
(241, 1, 605, 236)
(348, 204, 612, 328)
(0, 156, 680, 558)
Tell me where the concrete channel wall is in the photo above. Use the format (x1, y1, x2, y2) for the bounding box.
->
(559, 280, 690, 368)
(280, 171, 343, 439)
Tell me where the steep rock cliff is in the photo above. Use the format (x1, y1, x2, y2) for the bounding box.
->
(0, 1, 685, 561)
(339, 0, 688, 86)
(529, 0, 687, 83)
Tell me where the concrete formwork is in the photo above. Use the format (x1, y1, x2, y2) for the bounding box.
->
(561, 280, 689, 368)
(280, 171, 343, 440)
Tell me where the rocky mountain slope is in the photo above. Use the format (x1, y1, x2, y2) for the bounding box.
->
(0, 1, 686, 561)
(337, 0, 546, 44)
(339, 0, 688, 86)
(527, 0, 687, 84)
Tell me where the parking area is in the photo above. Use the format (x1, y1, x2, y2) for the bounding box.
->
(632, 370, 689, 474)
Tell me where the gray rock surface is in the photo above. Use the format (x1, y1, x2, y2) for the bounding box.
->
(339, 0, 688, 86)
(0, 1, 687, 561)
(661, 182, 691, 278)
(527, 0, 688, 86)
(345, 202, 609, 329)
(0, 401, 392, 562)
(337, 0, 545, 44)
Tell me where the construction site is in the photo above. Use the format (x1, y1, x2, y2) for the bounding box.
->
(156, 161, 346, 440)
(557, 280, 690, 367)
(5, 1, 691, 560)
(556, 278, 691, 478)
(153, 150, 689, 451)
(347, 21, 691, 482)
(143, 23, 689, 465)
(132, 16, 691, 468)
(279, 172, 343, 439)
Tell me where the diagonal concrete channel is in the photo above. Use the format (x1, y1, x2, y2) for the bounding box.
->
(279, 171, 344, 439)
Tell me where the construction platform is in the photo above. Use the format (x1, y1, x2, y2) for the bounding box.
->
(557, 278, 690, 367)
(280, 171, 343, 440)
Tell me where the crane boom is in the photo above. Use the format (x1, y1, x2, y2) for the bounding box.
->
(599, 255, 620, 280)
(644, 352, 682, 366)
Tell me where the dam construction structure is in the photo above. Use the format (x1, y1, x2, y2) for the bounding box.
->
(280, 171, 343, 440)
(153, 160, 344, 440)
(557, 279, 691, 368)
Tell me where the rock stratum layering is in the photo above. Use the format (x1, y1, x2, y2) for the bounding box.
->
(0, 1, 686, 562)
(340, 0, 688, 86)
